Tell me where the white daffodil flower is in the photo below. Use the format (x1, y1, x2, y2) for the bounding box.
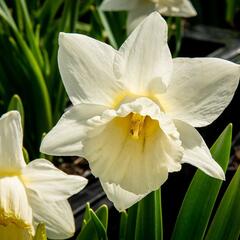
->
(41, 12, 240, 211)
(100, 0, 197, 32)
(0, 111, 88, 239)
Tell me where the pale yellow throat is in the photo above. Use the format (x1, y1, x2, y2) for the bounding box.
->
(0, 210, 33, 240)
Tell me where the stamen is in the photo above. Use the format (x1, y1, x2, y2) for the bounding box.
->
(129, 113, 146, 139)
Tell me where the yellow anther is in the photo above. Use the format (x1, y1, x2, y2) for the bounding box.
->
(129, 113, 146, 139)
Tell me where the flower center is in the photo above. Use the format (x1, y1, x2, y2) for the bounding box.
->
(129, 113, 146, 139)
(0, 210, 33, 240)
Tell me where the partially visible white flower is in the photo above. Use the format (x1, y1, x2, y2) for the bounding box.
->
(0, 111, 88, 239)
(40, 12, 240, 211)
(100, 0, 197, 32)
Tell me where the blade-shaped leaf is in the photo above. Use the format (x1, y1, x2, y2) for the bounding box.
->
(226, 0, 240, 24)
(22, 147, 30, 164)
(19, 0, 44, 68)
(125, 203, 138, 240)
(90, 209, 108, 240)
(119, 211, 128, 240)
(171, 124, 232, 240)
(135, 189, 163, 240)
(95, 204, 108, 230)
(97, 8, 118, 49)
(205, 167, 240, 240)
(77, 204, 108, 240)
(81, 202, 91, 230)
(0, 0, 17, 30)
(8, 94, 25, 129)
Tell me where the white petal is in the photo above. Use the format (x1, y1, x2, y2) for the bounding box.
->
(175, 120, 225, 180)
(158, 0, 197, 17)
(114, 12, 172, 94)
(40, 104, 107, 156)
(58, 33, 125, 106)
(127, 2, 155, 34)
(27, 190, 75, 239)
(100, 0, 138, 11)
(160, 58, 240, 127)
(83, 97, 183, 194)
(101, 181, 147, 211)
(22, 159, 88, 201)
(0, 176, 33, 232)
(0, 111, 25, 171)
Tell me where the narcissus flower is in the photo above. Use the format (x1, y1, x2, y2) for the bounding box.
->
(0, 111, 88, 239)
(100, 0, 197, 32)
(41, 12, 240, 211)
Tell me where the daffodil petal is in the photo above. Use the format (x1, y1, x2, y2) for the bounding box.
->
(58, 33, 125, 106)
(40, 104, 107, 156)
(0, 177, 33, 235)
(0, 111, 25, 171)
(175, 120, 225, 180)
(114, 12, 172, 94)
(27, 190, 75, 239)
(101, 181, 148, 211)
(158, 0, 197, 17)
(161, 58, 240, 127)
(22, 159, 88, 202)
(83, 97, 183, 194)
(100, 0, 138, 11)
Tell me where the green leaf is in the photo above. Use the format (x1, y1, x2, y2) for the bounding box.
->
(79, 0, 94, 16)
(171, 124, 232, 240)
(135, 189, 163, 240)
(17, 0, 44, 69)
(12, 0, 24, 31)
(205, 167, 240, 240)
(36, 0, 64, 33)
(95, 204, 108, 229)
(125, 203, 138, 240)
(77, 217, 97, 240)
(7, 94, 25, 129)
(22, 147, 30, 164)
(90, 209, 108, 240)
(0, 4, 53, 141)
(97, 8, 118, 49)
(0, 0, 18, 30)
(77, 207, 108, 240)
(81, 202, 91, 230)
(226, 0, 240, 24)
(119, 211, 128, 240)
(173, 17, 183, 57)
(33, 223, 47, 240)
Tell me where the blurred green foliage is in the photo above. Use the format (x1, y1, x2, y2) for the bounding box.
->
(0, 0, 110, 158)
(226, 0, 240, 25)
(192, 0, 240, 28)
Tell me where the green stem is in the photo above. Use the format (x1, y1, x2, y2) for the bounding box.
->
(97, 8, 118, 49)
